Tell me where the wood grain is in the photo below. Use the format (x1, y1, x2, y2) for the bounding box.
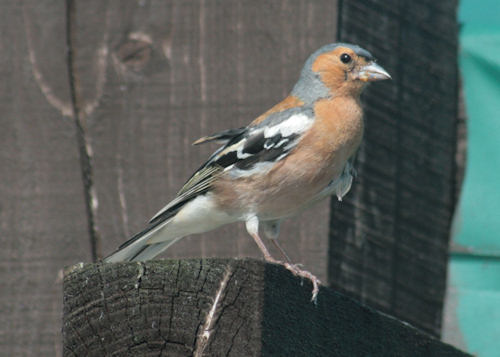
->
(70, 0, 339, 282)
(0, 2, 92, 356)
(330, 0, 459, 336)
(63, 259, 472, 356)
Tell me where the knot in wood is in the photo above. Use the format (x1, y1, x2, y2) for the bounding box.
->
(115, 39, 151, 71)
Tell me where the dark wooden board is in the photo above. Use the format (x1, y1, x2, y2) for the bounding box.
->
(63, 259, 471, 357)
(329, 0, 459, 336)
(71, 0, 339, 282)
(0, 2, 92, 356)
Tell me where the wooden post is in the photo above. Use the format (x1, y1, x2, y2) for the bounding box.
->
(330, 0, 460, 336)
(63, 259, 470, 356)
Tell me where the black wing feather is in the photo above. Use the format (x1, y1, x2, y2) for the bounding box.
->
(193, 127, 247, 145)
(148, 106, 314, 223)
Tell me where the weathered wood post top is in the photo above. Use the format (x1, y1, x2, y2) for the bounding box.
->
(63, 258, 470, 356)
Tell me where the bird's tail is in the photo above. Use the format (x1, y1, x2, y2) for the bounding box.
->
(104, 193, 232, 263)
(104, 219, 181, 263)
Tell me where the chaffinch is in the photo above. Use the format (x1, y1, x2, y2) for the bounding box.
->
(105, 43, 391, 301)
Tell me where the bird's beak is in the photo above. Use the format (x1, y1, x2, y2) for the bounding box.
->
(357, 62, 391, 82)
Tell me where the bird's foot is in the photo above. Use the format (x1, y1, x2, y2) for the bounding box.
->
(262, 256, 321, 303)
(283, 263, 321, 303)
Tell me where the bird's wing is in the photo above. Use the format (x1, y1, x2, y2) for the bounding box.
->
(149, 106, 315, 223)
(192, 127, 247, 145)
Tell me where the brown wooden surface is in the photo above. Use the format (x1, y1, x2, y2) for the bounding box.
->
(74, 0, 338, 280)
(0, 2, 92, 356)
(1, 1, 338, 355)
(329, 0, 459, 336)
(63, 259, 471, 357)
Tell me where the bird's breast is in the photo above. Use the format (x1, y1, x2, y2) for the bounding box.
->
(213, 96, 364, 219)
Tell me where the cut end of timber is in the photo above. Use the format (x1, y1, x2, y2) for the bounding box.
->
(63, 258, 471, 357)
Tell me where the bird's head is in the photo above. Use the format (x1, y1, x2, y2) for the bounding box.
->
(292, 43, 391, 102)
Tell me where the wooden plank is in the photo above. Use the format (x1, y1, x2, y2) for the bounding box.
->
(63, 259, 472, 356)
(71, 0, 339, 282)
(0, 2, 92, 355)
(330, 0, 459, 336)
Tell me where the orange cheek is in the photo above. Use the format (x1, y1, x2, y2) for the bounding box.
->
(311, 53, 347, 93)
(311, 52, 335, 73)
(318, 68, 346, 92)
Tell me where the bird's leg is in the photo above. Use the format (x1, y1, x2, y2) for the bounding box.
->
(245, 216, 280, 264)
(270, 239, 293, 264)
(262, 220, 293, 263)
(250, 232, 280, 264)
(261, 220, 321, 303)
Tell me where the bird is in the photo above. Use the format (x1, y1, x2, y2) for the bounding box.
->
(105, 43, 391, 302)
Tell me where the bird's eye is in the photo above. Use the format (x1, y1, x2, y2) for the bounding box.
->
(340, 53, 352, 64)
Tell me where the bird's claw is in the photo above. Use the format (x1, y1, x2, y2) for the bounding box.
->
(283, 263, 321, 304)
(264, 257, 321, 303)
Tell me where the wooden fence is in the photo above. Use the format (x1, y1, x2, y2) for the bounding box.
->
(0, 0, 459, 355)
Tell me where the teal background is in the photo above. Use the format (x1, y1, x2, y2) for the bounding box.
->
(444, 1, 500, 355)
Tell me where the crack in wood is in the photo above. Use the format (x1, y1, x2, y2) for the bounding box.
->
(166, 261, 181, 342)
(157, 265, 168, 345)
(225, 317, 246, 357)
(117, 279, 138, 354)
(65, 0, 101, 261)
(63, 259, 470, 356)
(96, 264, 115, 352)
(135, 262, 145, 289)
(67, 321, 92, 356)
(193, 264, 235, 357)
